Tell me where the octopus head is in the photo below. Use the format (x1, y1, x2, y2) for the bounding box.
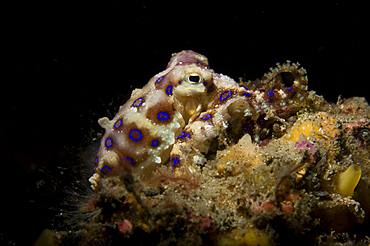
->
(171, 62, 213, 123)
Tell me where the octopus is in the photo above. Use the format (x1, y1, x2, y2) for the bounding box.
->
(89, 50, 308, 189)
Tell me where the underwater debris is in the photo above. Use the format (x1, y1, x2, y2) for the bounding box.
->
(51, 51, 370, 245)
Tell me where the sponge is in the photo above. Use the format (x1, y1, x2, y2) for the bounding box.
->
(218, 227, 271, 246)
(337, 164, 362, 197)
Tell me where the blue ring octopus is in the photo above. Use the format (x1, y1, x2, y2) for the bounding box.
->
(89, 50, 308, 190)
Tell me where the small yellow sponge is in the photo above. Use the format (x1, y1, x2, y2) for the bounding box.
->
(337, 164, 362, 197)
(218, 227, 271, 246)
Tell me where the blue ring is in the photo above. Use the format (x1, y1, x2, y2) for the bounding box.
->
(102, 165, 111, 175)
(220, 91, 231, 101)
(176, 131, 186, 139)
(243, 87, 252, 97)
(258, 118, 268, 124)
(152, 140, 158, 146)
(201, 114, 212, 120)
(129, 129, 142, 141)
(105, 137, 113, 148)
(158, 112, 169, 120)
(95, 157, 98, 165)
(172, 157, 180, 167)
(178, 81, 182, 84)
(132, 98, 143, 107)
(176, 131, 190, 139)
(268, 90, 274, 96)
(166, 85, 172, 95)
(204, 82, 207, 86)
(123, 157, 134, 166)
(114, 119, 122, 129)
(287, 86, 293, 91)
(156, 76, 164, 83)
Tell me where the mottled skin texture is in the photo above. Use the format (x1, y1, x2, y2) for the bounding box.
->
(89, 51, 308, 190)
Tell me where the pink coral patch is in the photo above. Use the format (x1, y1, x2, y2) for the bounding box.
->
(117, 220, 132, 235)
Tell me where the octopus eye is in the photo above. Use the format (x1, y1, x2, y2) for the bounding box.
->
(186, 73, 203, 84)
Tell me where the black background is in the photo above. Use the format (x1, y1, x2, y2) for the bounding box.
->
(3, 1, 368, 245)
